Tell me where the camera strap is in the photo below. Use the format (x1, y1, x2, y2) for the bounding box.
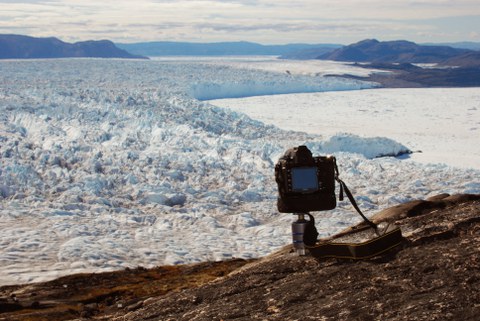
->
(332, 157, 378, 232)
(302, 157, 404, 260)
(336, 178, 378, 232)
(305, 226, 403, 260)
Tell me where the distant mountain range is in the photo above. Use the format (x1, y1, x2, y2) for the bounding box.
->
(116, 40, 480, 61)
(2, 34, 480, 67)
(0, 34, 146, 59)
(115, 41, 341, 57)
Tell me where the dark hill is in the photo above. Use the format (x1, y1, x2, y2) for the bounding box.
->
(441, 51, 480, 67)
(423, 41, 480, 50)
(320, 39, 472, 63)
(341, 61, 480, 88)
(0, 34, 146, 59)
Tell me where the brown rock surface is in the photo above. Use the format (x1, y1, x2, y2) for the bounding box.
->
(1, 194, 479, 321)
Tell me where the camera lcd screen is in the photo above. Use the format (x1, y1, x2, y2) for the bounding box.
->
(291, 167, 319, 192)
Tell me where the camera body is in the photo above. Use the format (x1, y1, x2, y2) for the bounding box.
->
(275, 145, 336, 213)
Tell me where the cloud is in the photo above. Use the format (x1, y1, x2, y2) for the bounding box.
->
(0, 0, 479, 43)
(0, 0, 59, 3)
(468, 32, 480, 40)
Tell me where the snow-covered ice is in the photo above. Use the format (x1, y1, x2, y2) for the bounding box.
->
(1, 58, 479, 285)
(211, 88, 480, 170)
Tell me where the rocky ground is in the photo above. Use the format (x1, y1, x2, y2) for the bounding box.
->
(1, 193, 479, 321)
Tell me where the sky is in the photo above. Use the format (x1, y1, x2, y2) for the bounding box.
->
(1, 0, 480, 44)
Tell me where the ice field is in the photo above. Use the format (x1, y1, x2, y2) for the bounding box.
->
(1, 57, 479, 285)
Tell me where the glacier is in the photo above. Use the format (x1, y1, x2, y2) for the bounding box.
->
(0, 58, 478, 285)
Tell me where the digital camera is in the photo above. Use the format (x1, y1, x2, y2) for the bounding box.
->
(275, 145, 336, 213)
